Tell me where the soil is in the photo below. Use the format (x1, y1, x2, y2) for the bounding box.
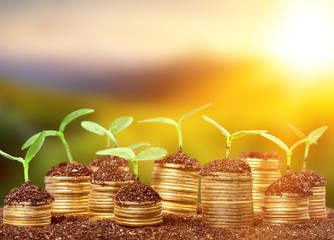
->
(294, 170, 326, 187)
(200, 158, 252, 176)
(237, 151, 281, 160)
(4, 181, 54, 206)
(89, 156, 130, 170)
(155, 150, 201, 170)
(46, 162, 91, 177)
(90, 166, 136, 182)
(114, 183, 161, 205)
(265, 173, 313, 197)
(0, 209, 334, 239)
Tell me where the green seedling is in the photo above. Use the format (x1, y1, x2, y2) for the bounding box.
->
(203, 115, 267, 158)
(260, 132, 316, 174)
(288, 124, 328, 169)
(22, 108, 94, 163)
(0, 131, 46, 182)
(81, 116, 133, 148)
(96, 147, 167, 177)
(138, 103, 212, 149)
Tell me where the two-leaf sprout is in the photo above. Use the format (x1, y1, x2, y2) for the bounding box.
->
(138, 103, 213, 150)
(202, 116, 267, 159)
(0, 131, 46, 182)
(22, 108, 94, 163)
(288, 124, 328, 169)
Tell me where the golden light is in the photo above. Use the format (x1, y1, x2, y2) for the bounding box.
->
(267, 1, 334, 77)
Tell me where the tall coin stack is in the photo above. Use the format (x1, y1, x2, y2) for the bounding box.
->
(309, 186, 327, 219)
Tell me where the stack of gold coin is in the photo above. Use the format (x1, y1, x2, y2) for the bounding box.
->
(45, 176, 90, 215)
(3, 201, 53, 226)
(201, 173, 254, 227)
(262, 193, 310, 224)
(151, 163, 199, 214)
(238, 152, 281, 212)
(114, 201, 163, 227)
(309, 186, 327, 219)
(88, 180, 134, 219)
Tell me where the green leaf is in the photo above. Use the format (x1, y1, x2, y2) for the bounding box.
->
(260, 133, 289, 152)
(96, 147, 135, 160)
(81, 121, 108, 136)
(21, 130, 58, 150)
(134, 147, 167, 161)
(59, 108, 94, 133)
(110, 116, 133, 135)
(290, 138, 317, 152)
(138, 117, 177, 127)
(231, 130, 267, 140)
(288, 124, 306, 139)
(307, 126, 328, 143)
(178, 103, 212, 126)
(202, 115, 230, 138)
(127, 142, 151, 150)
(0, 150, 24, 163)
(24, 131, 46, 163)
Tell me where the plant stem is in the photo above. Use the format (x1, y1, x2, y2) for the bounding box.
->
(23, 161, 29, 182)
(177, 126, 183, 149)
(225, 138, 232, 158)
(132, 160, 138, 177)
(302, 144, 310, 169)
(286, 151, 291, 174)
(58, 132, 73, 163)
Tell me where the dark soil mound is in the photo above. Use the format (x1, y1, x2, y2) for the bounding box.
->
(46, 162, 91, 177)
(155, 150, 201, 170)
(4, 181, 54, 206)
(91, 166, 136, 182)
(89, 156, 129, 169)
(200, 158, 252, 176)
(265, 173, 313, 197)
(237, 151, 281, 160)
(293, 170, 326, 187)
(115, 183, 161, 205)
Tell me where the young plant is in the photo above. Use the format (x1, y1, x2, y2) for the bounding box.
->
(288, 124, 328, 169)
(138, 103, 212, 149)
(81, 116, 133, 148)
(260, 132, 316, 174)
(96, 147, 167, 178)
(22, 108, 94, 163)
(0, 131, 46, 182)
(202, 115, 267, 158)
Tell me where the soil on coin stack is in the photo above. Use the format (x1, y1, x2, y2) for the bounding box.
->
(292, 170, 326, 187)
(46, 162, 91, 177)
(155, 150, 201, 170)
(89, 156, 130, 170)
(115, 183, 161, 205)
(90, 166, 135, 182)
(200, 158, 252, 176)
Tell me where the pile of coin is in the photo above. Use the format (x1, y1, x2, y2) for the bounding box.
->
(262, 193, 310, 224)
(239, 152, 281, 212)
(201, 173, 254, 227)
(3, 201, 53, 226)
(309, 186, 327, 219)
(151, 163, 199, 214)
(45, 176, 90, 215)
(114, 201, 163, 227)
(88, 180, 134, 219)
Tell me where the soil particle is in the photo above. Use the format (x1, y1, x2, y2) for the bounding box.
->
(90, 166, 136, 182)
(200, 158, 252, 176)
(265, 173, 313, 197)
(293, 170, 326, 187)
(115, 183, 161, 205)
(0, 210, 334, 239)
(46, 162, 91, 177)
(155, 150, 201, 170)
(89, 155, 130, 169)
(4, 181, 54, 206)
(237, 151, 281, 160)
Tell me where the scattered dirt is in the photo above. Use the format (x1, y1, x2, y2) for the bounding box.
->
(155, 150, 201, 170)
(90, 166, 136, 182)
(4, 181, 54, 206)
(294, 170, 326, 187)
(265, 173, 313, 197)
(115, 183, 161, 205)
(200, 158, 252, 176)
(0, 209, 333, 239)
(46, 162, 91, 177)
(89, 156, 130, 170)
(237, 151, 281, 160)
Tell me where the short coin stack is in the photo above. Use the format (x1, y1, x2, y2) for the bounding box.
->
(3, 201, 53, 226)
(151, 163, 199, 214)
(201, 172, 254, 227)
(262, 193, 310, 224)
(309, 186, 327, 219)
(238, 152, 281, 212)
(45, 176, 90, 215)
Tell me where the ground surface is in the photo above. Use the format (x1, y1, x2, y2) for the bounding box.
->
(0, 209, 333, 239)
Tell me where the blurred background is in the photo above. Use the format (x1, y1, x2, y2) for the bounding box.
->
(1, 0, 334, 207)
